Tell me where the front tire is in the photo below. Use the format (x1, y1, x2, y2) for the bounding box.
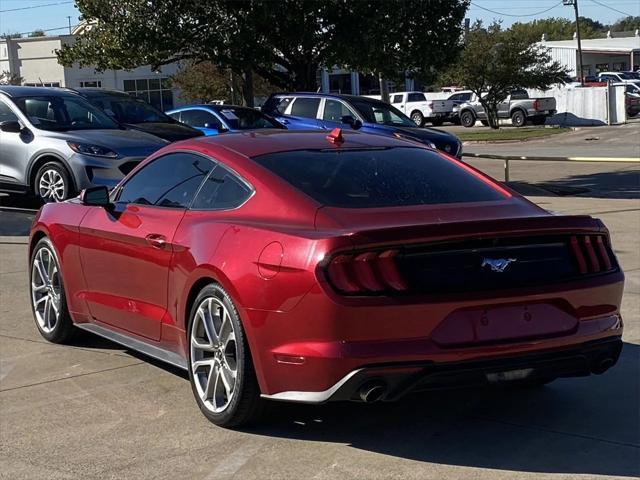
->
(410, 110, 424, 127)
(29, 238, 76, 343)
(34, 162, 73, 203)
(187, 283, 264, 427)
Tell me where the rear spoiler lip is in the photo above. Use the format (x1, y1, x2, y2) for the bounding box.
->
(342, 215, 605, 250)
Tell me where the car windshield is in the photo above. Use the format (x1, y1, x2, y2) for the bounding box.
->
(253, 147, 505, 208)
(89, 95, 170, 124)
(349, 99, 416, 127)
(13, 95, 120, 131)
(215, 107, 283, 130)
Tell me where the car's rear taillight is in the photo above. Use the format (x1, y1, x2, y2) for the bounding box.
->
(325, 249, 408, 295)
(570, 235, 615, 275)
(533, 99, 540, 111)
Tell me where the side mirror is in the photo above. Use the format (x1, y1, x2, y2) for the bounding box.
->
(80, 186, 112, 208)
(341, 115, 363, 130)
(0, 121, 23, 133)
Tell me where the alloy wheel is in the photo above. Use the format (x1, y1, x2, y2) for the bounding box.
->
(190, 296, 238, 413)
(38, 169, 66, 202)
(31, 246, 61, 333)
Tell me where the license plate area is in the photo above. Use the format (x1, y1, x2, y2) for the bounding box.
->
(432, 303, 578, 347)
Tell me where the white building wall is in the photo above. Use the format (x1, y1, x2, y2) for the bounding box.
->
(0, 35, 186, 109)
(548, 47, 577, 77)
(527, 85, 627, 125)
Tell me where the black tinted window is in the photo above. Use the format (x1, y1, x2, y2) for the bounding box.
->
(391, 94, 403, 104)
(118, 153, 214, 208)
(290, 98, 320, 118)
(215, 107, 282, 130)
(180, 109, 222, 129)
(253, 147, 505, 208)
(192, 165, 252, 210)
(407, 93, 425, 102)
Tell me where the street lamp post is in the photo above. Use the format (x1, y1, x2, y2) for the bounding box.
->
(564, 0, 585, 85)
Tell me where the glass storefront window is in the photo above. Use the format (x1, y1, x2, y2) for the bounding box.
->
(122, 77, 174, 111)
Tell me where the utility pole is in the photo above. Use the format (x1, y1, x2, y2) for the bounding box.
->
(564, 0, 585, 85)
(67, 16, 72, 35)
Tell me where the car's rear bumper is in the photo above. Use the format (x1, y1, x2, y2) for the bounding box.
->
(262, 336, 622, 403)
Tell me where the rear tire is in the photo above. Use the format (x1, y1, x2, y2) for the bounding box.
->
(511, 110, 527, 128)
(460, 110, 476, 128)
(34, 162, 73, 203)
(410, 111, 424, 127)
(187, 283, 264, 427)
(29, 238, 76, 343)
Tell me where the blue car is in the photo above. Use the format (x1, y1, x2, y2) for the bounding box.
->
(166, 104, 285, 136)
(261, 93, 462, 157)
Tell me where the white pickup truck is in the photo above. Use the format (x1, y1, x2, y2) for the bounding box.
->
(389, 91, 449, 126)
(389, 91, 474, 126)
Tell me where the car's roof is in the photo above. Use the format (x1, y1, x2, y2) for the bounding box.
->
(170, 104, 256, 112)
(271, 92, 387, 105)
(178, 129, 416, 158)
(0, 85, 79, 97)
(73, 88, 131, 98)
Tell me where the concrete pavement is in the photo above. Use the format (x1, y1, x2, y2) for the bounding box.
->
(455, 122, 640, 159)
(1, 195, 638, 479)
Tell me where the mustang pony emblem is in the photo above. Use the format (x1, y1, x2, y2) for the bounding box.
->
(481, 258, 517, 273)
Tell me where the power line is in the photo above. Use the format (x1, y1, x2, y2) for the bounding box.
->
(470, 1, 563, 17)
(4, 25, 80, 37)
(0, 1, 74, 13)
(588, 0, 636, 17)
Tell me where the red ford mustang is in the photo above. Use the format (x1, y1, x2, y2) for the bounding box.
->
(29, 129, 624, 427)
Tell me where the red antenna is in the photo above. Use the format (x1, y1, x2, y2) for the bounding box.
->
(326, 128, 344, 145)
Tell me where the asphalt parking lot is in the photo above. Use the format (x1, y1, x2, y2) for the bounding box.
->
(1, 168, 639, 479)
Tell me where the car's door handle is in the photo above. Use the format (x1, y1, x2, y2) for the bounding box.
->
(145, 234, 166, 249)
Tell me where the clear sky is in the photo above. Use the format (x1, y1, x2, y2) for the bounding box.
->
(1, 0, 639, 38)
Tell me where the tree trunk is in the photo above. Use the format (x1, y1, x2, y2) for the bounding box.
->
(483, 101, 500, 129)
(379, 72, 390, 103)
(242, 69, 254, 107)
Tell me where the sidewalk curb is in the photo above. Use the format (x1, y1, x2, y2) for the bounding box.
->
(463, 152, 640, 163)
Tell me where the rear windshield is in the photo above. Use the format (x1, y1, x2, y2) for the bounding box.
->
(253, 147, 505, 208)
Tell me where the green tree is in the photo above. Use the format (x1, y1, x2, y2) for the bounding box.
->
(507, 17, 603, 44)
(171, 62, 277, 104)
(443, 21, 568, 129)
(28, 30, 46, 37)
(1, 33, 22, 39)
(333, 0, 469, 101)
(610, 16, 640, 32)
(57, 0, 470, 106)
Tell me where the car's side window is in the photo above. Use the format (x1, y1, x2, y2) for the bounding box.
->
(391, 94, 403, 104)
(289, 97, 321, 119)
(191, 164, 252, 210)
(407, 93, 425, 102)
(117, 152, 214, 208)
(322, 99, 356, 122)
(273, 97, 293, 115)
(180, 110, 223, 129)
(0, 98, 19, 123)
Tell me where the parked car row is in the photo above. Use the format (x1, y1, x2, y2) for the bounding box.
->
(0, 86, 465, 203)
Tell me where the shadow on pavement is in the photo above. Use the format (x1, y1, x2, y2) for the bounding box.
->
(538, 170, 640, 200)
(239, 342, 640, 478)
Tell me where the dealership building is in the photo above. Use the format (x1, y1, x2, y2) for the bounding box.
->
(539, 31, 640, 77)
(0, 33, 183, 111)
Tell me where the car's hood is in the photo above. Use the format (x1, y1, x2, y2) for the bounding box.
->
(365, 123, 457, 142)
(124, 122, 204, 142)
(40, 129, 168, 158)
